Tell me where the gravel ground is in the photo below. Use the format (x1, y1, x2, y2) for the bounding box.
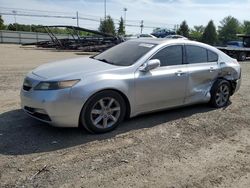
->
(0, 44, 249, 188)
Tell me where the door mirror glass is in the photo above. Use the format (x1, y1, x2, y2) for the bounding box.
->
(139, 59, 161, 72)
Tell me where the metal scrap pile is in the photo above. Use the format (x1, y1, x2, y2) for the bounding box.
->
(22, 25, 124, 52)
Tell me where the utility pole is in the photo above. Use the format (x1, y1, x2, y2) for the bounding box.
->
(104, 0, 107, 20)
(140, 20, 144, 34)
(176, 24, 179, 33)
(123, 7, 127, 29)
(12, 10, 17, 23)
(12, 10, 17, 30)
(76, 11, 79, 27)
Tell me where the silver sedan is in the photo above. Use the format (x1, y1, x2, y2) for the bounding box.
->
(21, 39, 241, 133)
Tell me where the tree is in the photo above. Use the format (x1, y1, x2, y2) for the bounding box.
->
(218, 16, 242, 44)
(202, 20, 218, 45)
(0, 15, 5, 30)
(7, 24, 16, 31)
(177, 21, 189, 37)
(117, 17, 125, 36)
(243, 21, 250, 34)
(99, 15, 116, 35)
(189, 25, 204, 41)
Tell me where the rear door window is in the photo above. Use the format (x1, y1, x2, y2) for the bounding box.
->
(186, 45, 218, 64)
(207, 50, 218, 62)
(186, 45, 207, 64)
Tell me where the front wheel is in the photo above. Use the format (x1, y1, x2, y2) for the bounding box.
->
(210, 79, 231, 108)
(80, 91, 126, 133)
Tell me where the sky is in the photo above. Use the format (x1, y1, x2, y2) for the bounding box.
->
(0, 0, 250, 34)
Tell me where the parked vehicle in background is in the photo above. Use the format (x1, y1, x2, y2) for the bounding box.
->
(217, 35, 250, 61)
(165, 35, 188, 39)
(227, 41, 243, 48)
(21, 39, 241, 133)
(125, 34, 156, 40)
(151, 28, 176, 38)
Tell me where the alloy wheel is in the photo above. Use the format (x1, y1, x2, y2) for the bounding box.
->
(215, 84, 230, 107)
(90, 97, 121, 129)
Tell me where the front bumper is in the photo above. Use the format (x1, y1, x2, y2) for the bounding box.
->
(20, 87, 83, 128)
(234, 78, 241, 93)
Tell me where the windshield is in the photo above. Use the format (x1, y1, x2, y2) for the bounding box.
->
(93, 41, 156, 66)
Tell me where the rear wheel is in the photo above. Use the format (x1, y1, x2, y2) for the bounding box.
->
(80, 91, 126, 133)
(210, 79, 231, 108)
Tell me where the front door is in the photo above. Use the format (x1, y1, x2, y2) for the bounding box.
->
(135, 45, 188, 114)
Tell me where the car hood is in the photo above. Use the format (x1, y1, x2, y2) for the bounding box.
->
(32, 57, 119, 80)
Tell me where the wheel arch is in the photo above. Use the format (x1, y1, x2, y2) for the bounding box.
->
(215, 77, 235, 95)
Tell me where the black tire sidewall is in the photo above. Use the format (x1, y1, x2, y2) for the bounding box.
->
(210, 79, 231, 108)
(80, 91, 126, 133)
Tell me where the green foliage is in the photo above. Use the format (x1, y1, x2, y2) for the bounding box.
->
(218, 16, 242, 44)
(0, 15, 5, 30)
(7, 24, 16, 31)
(189, 25, 204, 41)
(99, 15, 116, 35)
(243, 21, 250, 34)
(177, 21, 189, 37)
(202, 20, 218, 45)
(117, 17, 125, 36)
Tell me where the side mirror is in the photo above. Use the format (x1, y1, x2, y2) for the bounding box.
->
(139, 59, 161, 72)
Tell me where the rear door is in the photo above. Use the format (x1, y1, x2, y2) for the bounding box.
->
(184, 45, 220, 104)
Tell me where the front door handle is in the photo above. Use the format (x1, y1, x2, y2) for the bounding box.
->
(175, 71, 185, 76)
(210, 67, 215, 72)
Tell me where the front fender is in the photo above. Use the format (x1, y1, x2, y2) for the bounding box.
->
(70, 72, 135, 118)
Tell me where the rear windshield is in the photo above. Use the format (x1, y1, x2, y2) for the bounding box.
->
(93, 41, 156, 66)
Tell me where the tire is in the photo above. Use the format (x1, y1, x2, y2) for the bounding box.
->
(80, 90, 126, 133)
(238, 52, 247, 61)
(210, 79, 231, 108)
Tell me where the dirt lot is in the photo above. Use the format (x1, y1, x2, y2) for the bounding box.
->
(0, 44, 249, 188)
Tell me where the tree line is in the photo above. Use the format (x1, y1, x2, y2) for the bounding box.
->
(177, 16, 250, 45)
(1, 14, 250, 45)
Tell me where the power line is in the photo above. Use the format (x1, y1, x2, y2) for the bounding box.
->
(0, 6, 75, 15)
(0, 8, 176, 30)
(0, 6, 142, 23)
(0, 12, 100, 22)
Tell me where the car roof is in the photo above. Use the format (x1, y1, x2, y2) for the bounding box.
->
(132, 38, 206, 46)
(131, 38, 222, 54)
(131, 38, 173, 44)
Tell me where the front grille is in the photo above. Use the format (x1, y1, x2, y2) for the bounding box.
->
(24, 106, 51, 122)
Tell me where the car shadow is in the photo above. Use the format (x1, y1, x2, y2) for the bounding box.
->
(0, 104, 217, 155)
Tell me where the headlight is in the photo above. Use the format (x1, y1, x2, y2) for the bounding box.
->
(34, 79, 80, 90)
